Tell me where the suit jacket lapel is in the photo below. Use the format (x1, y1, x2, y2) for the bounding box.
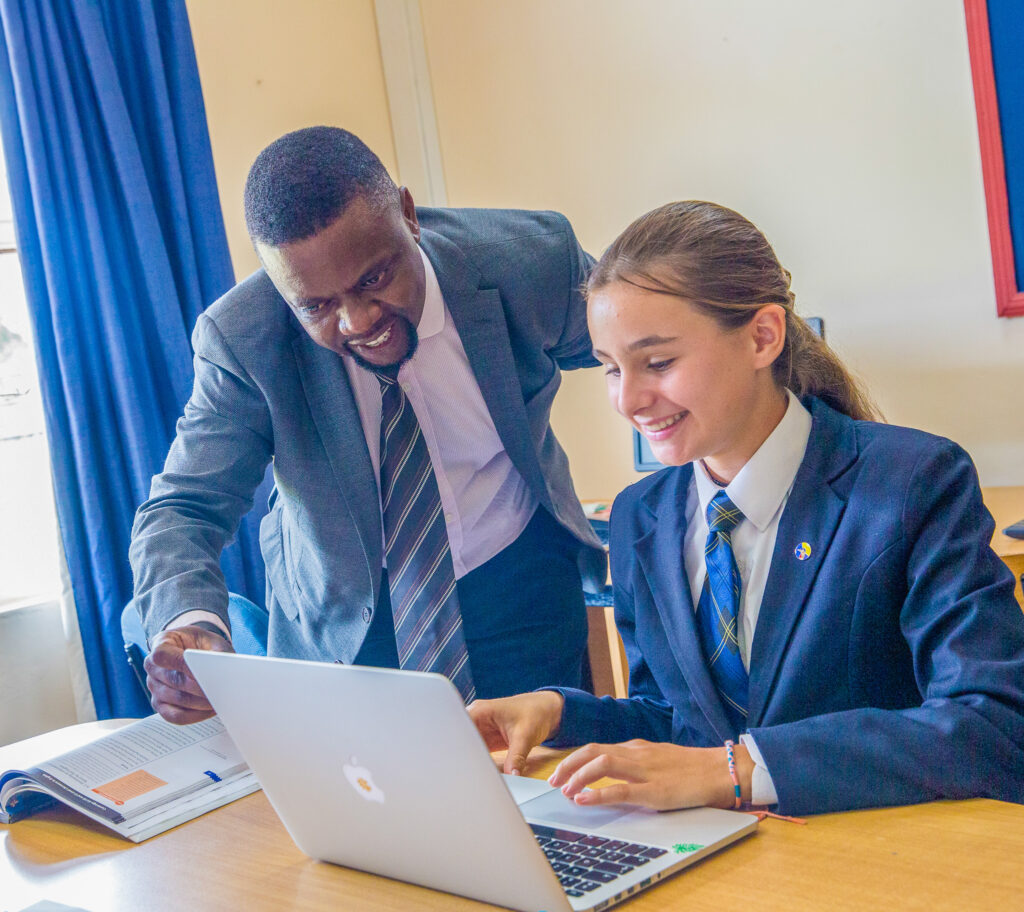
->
(419, 228, 551, 507)
(746, 400, 857, 726)
(634, 466, 736, 740)
(291, 326, 383, 591)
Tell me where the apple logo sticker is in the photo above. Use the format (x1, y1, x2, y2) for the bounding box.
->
(343, 756, 385, 803)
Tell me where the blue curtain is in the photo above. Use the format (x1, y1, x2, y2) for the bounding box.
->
(0, 0, 270, 718)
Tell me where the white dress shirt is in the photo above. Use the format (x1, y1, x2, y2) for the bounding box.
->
(683, 389, 812, 804)
(342, 247, 536, 579)
(171, 248, 535, 637)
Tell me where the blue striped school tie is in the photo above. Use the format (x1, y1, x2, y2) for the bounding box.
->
(376, 372, 475, 702)
(696, 490, 748, 736)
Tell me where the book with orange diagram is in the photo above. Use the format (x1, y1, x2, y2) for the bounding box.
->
(0, 714, 259, 842)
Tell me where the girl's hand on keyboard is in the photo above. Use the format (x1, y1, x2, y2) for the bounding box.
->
(548, 739, 754, 811)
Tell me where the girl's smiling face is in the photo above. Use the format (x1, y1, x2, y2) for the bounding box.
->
(587, 279, 788, 484)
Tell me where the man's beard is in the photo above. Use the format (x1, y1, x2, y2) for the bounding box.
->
(347, 316, 419, 378)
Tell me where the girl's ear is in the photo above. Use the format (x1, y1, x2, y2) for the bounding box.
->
(750, 304, 786, 369)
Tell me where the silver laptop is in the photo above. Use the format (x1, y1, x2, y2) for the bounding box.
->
(186, 651, 756, 912)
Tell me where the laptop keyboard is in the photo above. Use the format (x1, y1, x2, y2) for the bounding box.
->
(530, 823, 668, 899)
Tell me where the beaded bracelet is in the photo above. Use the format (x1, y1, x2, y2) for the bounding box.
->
(724, 739, 742, 810)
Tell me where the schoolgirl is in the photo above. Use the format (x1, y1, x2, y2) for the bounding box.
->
(470, 201, 1024, 815)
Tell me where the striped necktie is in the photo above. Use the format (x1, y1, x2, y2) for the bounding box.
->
(375, 372, 475, 702)
(696, 490, 748, 736)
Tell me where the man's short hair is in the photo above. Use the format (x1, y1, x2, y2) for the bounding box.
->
(243, 126, 397, 247)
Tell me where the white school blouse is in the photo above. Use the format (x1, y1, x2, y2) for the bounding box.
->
(683, 390, 812, 804)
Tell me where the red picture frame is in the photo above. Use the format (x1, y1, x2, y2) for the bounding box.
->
(964, 0, 1024, 317)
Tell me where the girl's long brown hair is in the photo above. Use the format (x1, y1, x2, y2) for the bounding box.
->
(588, 201, 879, 422)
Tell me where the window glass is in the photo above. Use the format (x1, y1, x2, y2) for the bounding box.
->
(0, 153, 61, 607)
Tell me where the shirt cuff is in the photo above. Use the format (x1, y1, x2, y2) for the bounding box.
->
(165, 610, 231, 641)
(740, 732, 779, 806)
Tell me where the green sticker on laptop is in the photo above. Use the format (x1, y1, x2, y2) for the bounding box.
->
(673, 842, 705, 854)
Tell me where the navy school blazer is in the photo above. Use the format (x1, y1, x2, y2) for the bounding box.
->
(551, 397, 1024, 815)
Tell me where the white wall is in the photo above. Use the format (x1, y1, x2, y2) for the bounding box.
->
(187, 0, 398, 280)
(187, 1, 1023, 497)
(418, 0, 1023, 495)
(0, 601, 77, 746)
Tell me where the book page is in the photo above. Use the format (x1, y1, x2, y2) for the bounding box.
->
(31, 715, 247, 823)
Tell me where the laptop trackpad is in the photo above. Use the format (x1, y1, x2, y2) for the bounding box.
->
(521, 787, 634, 829)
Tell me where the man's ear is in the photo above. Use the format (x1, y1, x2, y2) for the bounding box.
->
(398, 186, 420, 242)
(750, 303, 786, 369)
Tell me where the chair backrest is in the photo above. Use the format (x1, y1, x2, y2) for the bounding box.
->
(121, 594, 269, 657)
(120, 596, 269, 707)
(224, 593, 270, 656)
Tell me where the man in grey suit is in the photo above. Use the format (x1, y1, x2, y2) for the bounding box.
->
(132, 127, 605, 723)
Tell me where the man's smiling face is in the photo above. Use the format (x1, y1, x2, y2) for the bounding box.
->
(257, 187, 426, 370)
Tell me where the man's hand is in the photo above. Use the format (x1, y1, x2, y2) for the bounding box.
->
(467, 691, 565, 776)
(144, 625, 234, 725)
(547, 739, 754, 811)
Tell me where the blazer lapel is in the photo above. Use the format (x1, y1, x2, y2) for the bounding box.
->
(419, 229, 551, 508)
(291, 327, 383, 589)
(634, 467, 736, 740)
(746, 400, 857, 725)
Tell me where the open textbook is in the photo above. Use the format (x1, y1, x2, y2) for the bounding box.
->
(0, 714, 259, 842)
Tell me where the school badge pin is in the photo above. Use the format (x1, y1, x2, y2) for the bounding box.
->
(794, 542, 812, 561)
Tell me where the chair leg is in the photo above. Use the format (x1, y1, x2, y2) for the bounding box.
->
(586, 603, 629, 698)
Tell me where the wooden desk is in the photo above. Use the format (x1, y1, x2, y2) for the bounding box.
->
(983, 485, 1024, 608)
(4, 741, 1024, 911)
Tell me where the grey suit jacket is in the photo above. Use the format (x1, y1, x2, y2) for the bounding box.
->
(130, 207, 606, 662)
